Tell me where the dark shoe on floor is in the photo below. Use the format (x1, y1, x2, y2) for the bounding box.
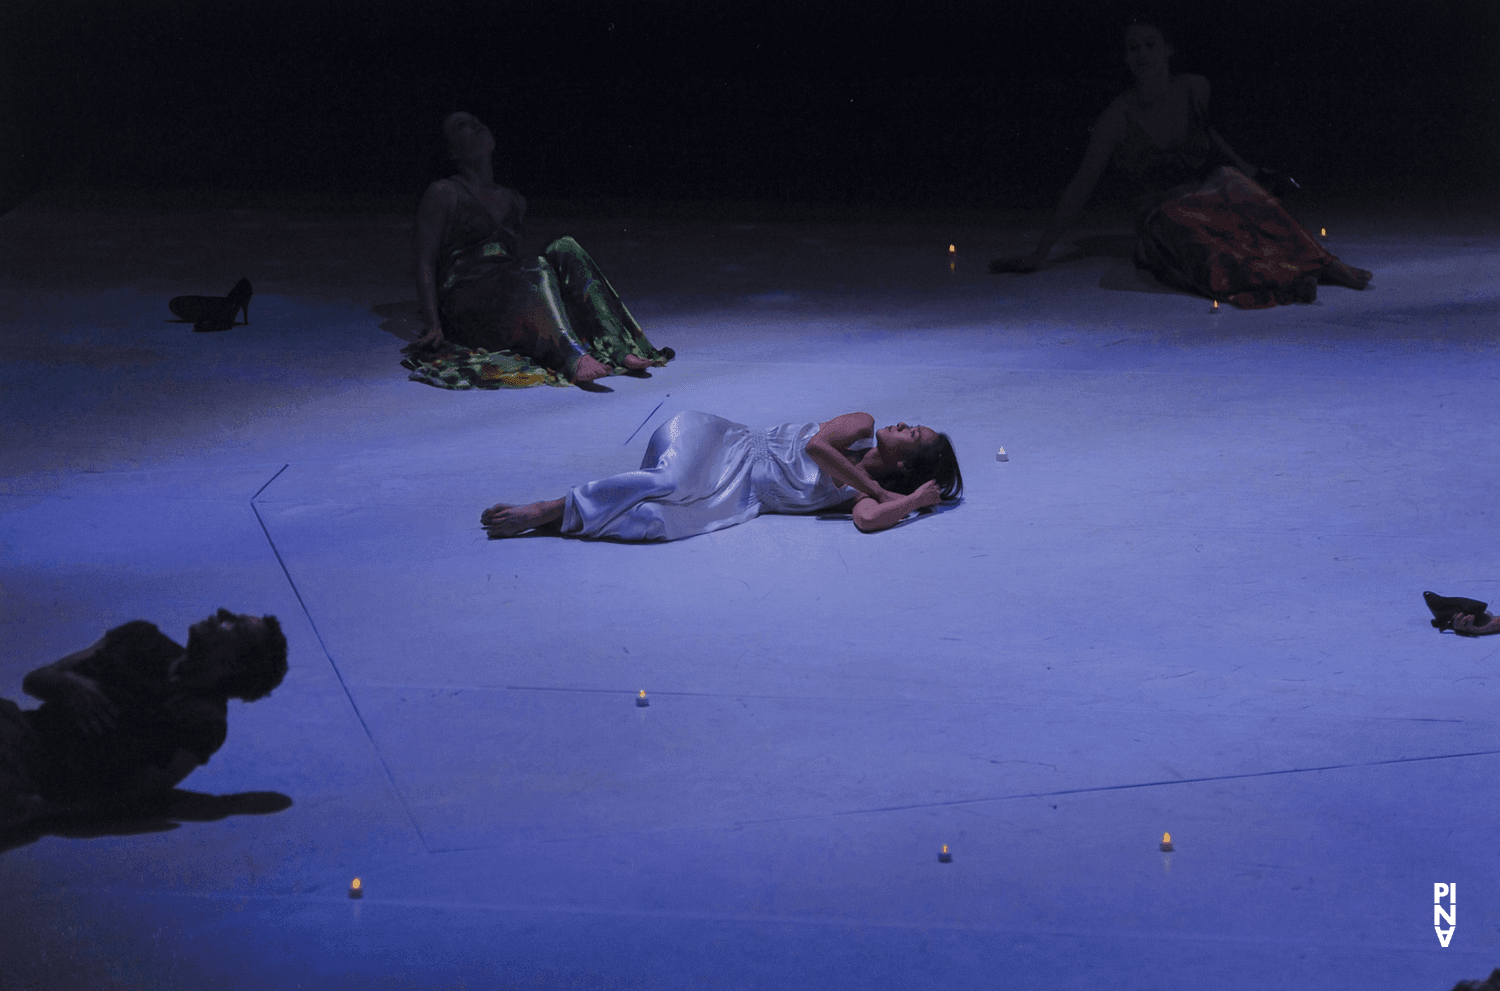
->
(1424, 590, 1491, 630)
(169, 277, 252, 332)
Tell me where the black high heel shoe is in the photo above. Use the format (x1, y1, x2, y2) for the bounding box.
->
(169, 277, 253, 332)
(1424, 591, 1491, 631)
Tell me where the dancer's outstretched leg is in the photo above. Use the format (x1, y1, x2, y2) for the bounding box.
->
(482, 498, 565, 537)
(545, 236, 671, 371)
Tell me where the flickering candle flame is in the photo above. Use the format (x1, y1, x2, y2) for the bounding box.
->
(1212, 300, 1219, 310)
(948, 244, 955, 254)
(349, 877, 363, 898)
(1320, 228, 1327, 237)
(938, 843, 953, 862)
(636, 689, 649, 707)
(942, 845, 948, 854)
(1159, 832, 1174, 852)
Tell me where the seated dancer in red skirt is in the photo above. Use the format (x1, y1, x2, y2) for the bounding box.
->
(994, 18, 1372, 308)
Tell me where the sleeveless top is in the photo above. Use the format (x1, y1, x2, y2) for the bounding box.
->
(1113, 79, 1215, 208)
(436, 179, 525, 296)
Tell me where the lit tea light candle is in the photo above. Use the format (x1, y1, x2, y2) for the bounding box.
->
(995, 447, 1008, 462)
(938, 844, 953, 863)
(1320, 228, 1327, 237)
(636, 690, 649, 707)
(1159, 832, 1174, 853)
(349, 877, 363, 899)
(1212, 300, 1219, 312)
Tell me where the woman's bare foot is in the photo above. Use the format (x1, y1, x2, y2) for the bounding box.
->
(619, 354, 650, 371)
(482, 498, 565, 537)
(1323, 260, 1372, 290)
(571, 354, 612, 384)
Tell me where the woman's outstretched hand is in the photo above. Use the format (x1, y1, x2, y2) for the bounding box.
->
(1453, 613, 1500, 637)
(402, 325, 446, 354)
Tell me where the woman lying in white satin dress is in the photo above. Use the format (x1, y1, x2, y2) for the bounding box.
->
(480, 410, 964, 541)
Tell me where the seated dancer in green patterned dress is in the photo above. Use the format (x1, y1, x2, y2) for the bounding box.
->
(404, 112, 672, 385)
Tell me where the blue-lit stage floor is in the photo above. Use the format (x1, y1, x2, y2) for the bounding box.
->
(1, 190, 1497, 989)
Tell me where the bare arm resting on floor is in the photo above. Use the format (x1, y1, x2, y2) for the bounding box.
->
(409, 179, 458, 352)
(1188, 77, 1259, 178)
(1021, 100, 1128, 271)
(119, 748, 211, 805)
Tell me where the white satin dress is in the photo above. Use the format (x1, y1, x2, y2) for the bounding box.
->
(560, 411, 860, 541)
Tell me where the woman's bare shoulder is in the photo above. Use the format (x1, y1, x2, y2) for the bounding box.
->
(417, 177, 456, 206)
(818, 411, 874, 431)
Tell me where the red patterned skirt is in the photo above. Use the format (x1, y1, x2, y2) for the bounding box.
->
(1136, 167, 1337, 309)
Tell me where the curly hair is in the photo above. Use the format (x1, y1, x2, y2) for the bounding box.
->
(220, 615, 289, 702)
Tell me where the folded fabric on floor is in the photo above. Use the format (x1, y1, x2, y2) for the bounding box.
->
(400, 344, 569, 389)
(1135, 167, 1335, 309)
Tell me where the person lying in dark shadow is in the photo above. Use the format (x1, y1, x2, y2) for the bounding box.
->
(0, 610, 288, 837)
(401, 111, 673, 389)
(991, 17, 1372, 309)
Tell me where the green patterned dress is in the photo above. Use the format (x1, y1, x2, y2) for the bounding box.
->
(403, 178, 671, 389)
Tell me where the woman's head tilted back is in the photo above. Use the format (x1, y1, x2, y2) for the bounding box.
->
(442, 111, 494, 162)
(874, 424, 963, 502)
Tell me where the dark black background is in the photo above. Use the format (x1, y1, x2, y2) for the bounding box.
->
(3, 0, 1496, 214)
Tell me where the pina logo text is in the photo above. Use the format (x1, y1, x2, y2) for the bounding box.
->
(1434, 883, 1456, 947)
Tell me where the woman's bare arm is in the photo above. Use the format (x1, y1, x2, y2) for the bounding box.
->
(1208, 128, 1257, 176)
(852, 480, 943, 532)
(1188, 76, 1258, 176)
(112, 749, 205, 807)
(22, 638, 118, 735)
(805, 413, 896, 503)
(1025, 102, 1126, 269)
(22, 639, 107, 703)
(410, 179, 457, 350)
